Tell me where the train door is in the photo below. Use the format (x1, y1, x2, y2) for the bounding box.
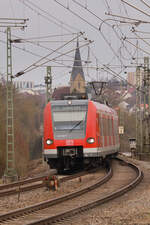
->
(103, 115, 107, 147)
(98, 112, 104, 155)
(108, 116, 112, 146)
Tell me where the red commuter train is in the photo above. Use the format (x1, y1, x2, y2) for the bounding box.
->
(43, 99, 119, 172)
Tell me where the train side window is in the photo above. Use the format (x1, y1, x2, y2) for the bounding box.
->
(111, 117, 113, 135)
(114, 119, 117, 144)
(109, 117, 111, 136)
(104, 117, 106, 136)
(100, 115, 103, 136)
(110, 117, 113, 136)
(102, 117, 105, 136)
(106, 117, 108, 136)
(100, 114, 103, 147)
(114, 119, 116, 142)
(116, 120, 119, 144)
(99, 114, 101, 132)
(106, 116, 109, 136)
(108, 117, 110, 136)
(112, 118, 115, 145)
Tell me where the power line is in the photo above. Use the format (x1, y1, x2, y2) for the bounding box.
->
(132, 32, 150, 49)
(134, 30, 150, 35)
(13, 35, 92, 77)
(103, 0, 111, 12)
(105, 12, 150, 24)
(54, 0, 125, 65)
(103, 9, 136, 61)
(121, 0, 150, 18)
(0, 30, 85, 64)
(72, 0, 136, 63)
(124, 37, 150, 56)
(16, 33, 78, 40)
(23, 41, 93, 74)
(102, 65, 140, 91)
(0, 30, 94, 73)
(22, 33, 83, 72)
(0, 34, 74, 67)
(0, 38, 74, 70)
(140, 0, 150, 9)
(2, 30, 76, 60)
(18, 0, 79, 33)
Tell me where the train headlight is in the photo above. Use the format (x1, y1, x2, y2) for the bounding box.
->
(87, 138, 95, 144)
(46, 139, 53, 145)
(68, 100, 72, 105)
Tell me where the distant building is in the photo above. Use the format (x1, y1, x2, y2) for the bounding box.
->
(127, 72, 136, 86)
(70, 40, 85, 94)
(118, 101, 129, 110)
(13, 81, 34, 89)
(13, 81, 46, 95)
(127, 71, 143, 87)
(33, 84, 46, 94)
(52, 86, 70, 100)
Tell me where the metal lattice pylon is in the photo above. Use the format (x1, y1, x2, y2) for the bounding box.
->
(143, 57, 150, 153)
(4, 27, 17, 178)
(136, 66, 143, 158)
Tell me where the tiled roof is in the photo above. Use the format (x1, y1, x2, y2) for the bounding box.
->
(52, 86, 70, 100)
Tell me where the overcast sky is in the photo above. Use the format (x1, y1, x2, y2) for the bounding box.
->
(0, 0, 150, 87)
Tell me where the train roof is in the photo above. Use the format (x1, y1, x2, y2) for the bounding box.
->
(92, 101, 116, 114)
(50, 99, 88, 106)
(49, 99, 117, 115)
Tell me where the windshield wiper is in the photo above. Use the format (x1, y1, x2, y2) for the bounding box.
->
(68, 120, 83, 133)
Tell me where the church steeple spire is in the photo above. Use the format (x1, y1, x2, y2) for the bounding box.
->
(70, 40, 85, 94)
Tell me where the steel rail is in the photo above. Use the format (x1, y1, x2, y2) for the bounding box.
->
(0, 168, 100, 197)
(25, 158, 143, 225)
(0, 170, 56, 191)
(0, 165, 112, 223)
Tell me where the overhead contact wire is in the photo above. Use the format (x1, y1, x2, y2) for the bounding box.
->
(22, 33, 83, 72)
(54, 0, 124, 65)
(121, 0, 150, 18)
(19, 0, 79, 33)
(72, 0, 135, 67)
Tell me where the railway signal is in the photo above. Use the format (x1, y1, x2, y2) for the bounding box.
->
(45, 66, 52, 103)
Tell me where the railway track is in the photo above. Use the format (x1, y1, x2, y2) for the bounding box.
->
(0, 164, 111, 224)
(0, 158, 143, 225)
(0, 169, 96, 198)
(0, 170, 57, 197)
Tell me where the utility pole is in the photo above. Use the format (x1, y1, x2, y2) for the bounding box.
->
(5, 27, 16, 179)
(45, 66, 52, 104)
(136, 66, 143, 159)
(1, 19, 27, 182)
(118, 80, 125, 151)
(143, 57, 150, 158)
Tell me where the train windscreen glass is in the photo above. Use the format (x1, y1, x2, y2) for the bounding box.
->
(52, 105, 87, 140)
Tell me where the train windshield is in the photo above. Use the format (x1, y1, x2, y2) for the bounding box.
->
(52, 104, 88, 139)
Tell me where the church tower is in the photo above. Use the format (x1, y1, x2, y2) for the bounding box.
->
(70, 40, 85, 94)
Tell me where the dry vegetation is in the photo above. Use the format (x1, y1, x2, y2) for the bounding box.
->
(0, 83, 44, 177)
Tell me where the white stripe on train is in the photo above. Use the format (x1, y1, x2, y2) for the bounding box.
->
(44, 144, 119, 158)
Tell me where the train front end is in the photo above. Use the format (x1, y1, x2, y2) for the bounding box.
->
(43, 99, 88, 172)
